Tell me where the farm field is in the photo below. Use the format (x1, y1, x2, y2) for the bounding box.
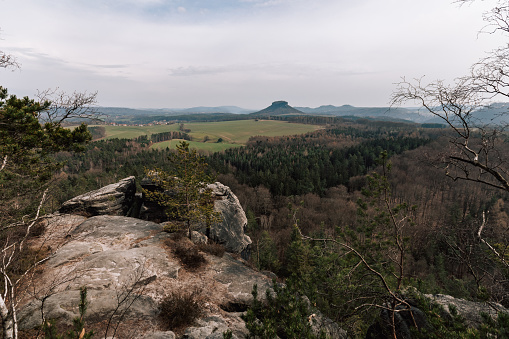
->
(176, 120, 320, 144)
(101, 124, 180, 140)
(97, 120, 321, 151)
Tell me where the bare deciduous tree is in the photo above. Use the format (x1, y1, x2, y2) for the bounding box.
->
(392, 0, 509, 289)
(0, 52, 18, 70)
(0, 29, 19, 70)
(36, 88, 100, 124)
(392, 0, 509, 191)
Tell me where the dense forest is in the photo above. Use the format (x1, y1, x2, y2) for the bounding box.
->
(210, 130, 431, 196)
(43, 117, 509, 336)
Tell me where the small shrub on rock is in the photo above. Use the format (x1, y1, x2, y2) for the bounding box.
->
(174, 243, 206, 269)
(170, 230, 187, 242)
(198, 242, 226, 257)
(159, 289, 203, 331)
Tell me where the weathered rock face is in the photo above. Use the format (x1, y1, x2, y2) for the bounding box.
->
(59, 176, 136, 216)
(139, 178, 252, 254)
(205, 182, 252, 255)
(183, 315, 240, 339)
(19, 213, 272, 338)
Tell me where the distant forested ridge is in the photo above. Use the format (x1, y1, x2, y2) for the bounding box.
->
(127, 113, 249, 124)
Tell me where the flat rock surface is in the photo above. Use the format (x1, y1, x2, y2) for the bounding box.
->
(209, 254, 272, 305)
(19, 214, 272, 338)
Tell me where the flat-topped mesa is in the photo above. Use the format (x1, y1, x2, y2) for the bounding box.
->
(270, 100, 290, 107)
(251, 100, 304, 117)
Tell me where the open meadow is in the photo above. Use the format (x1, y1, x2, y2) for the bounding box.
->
(101, 124, 180, 140)
(98, 120, 321, 151)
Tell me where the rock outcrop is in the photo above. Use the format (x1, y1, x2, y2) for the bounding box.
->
(19, 212, 271, 338)
(140, 177, 252, 255)
(17, 177, 344, 338)
(59, 176, 136, 216)
(19, 216, 178, 332)
(205, 182, 252, 255)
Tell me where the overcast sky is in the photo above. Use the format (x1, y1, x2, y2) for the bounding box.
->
(0, 0, 505, 109)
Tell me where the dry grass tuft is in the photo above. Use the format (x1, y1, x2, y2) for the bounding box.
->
(158, 288, 203, 331)
(198, 242, 225, 258)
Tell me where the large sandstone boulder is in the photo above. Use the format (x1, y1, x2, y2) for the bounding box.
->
(205, 182, 252, 254)
(59, 176, 136, 216)
(19, 216, 178, 335)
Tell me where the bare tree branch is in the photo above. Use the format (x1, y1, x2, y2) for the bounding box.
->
(478, 211, 509, 269)
(0, 52, 19, 70)
(36, 88, 101, 124)
(0, 28, 20, 71)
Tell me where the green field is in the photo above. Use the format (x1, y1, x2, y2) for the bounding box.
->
(96, 120, 321, 151)
(101, 124, 179, 140)
(176, 120, 320, 144)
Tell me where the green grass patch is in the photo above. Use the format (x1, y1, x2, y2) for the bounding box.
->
(180, 120, 321, 144)
(100, 124, 180, 140)
(94, 120, 321, 151)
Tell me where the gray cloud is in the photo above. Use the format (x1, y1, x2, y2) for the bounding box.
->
(88, 64, 132, 69)
(0, 0, 506, 108)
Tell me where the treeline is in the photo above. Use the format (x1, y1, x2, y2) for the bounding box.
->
(150, 131, 191, 143)
(269, 114, 413, 127)
(210, 128, 432, 196)
(52, 138, 174, 203)
(88, 126, 106, 140)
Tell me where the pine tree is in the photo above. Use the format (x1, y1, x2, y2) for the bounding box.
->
(144, 141, 221, 237)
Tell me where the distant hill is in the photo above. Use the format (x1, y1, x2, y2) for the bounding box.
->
(421, 103, 509, 126)
(163, 106, 255, 114)
(97, 106, 254, 116)
(251, 101, 304, 117)
(96, 107, 162, 116)
(96, 102, 509, 126)
(295, 105, 431, 123)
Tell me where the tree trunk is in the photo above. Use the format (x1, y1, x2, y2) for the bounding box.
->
(0, 295, 14, 339)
